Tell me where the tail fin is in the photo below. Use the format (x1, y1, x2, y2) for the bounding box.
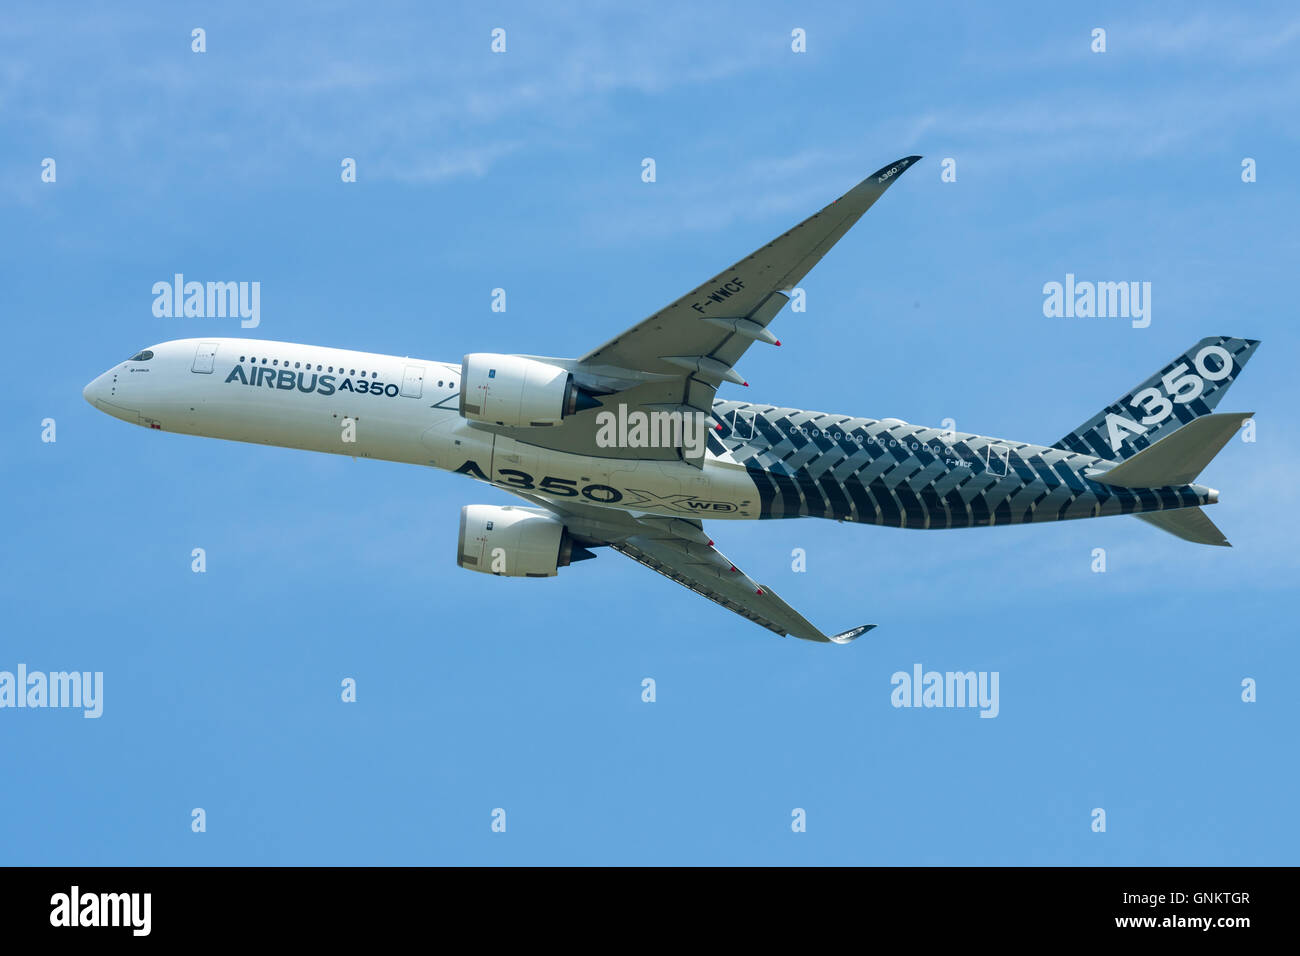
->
(1135, 507, 1231, 547)
(1086, 412, 1253, 488)
(1052, 336, 1259, 460)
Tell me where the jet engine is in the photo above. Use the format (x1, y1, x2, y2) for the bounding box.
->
(457, 504, 596, 577)
(459, 353, 601, 427)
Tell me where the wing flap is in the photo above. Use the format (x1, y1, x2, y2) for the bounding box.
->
(514, 493, 873, 643)
(612, 535, 870, 642)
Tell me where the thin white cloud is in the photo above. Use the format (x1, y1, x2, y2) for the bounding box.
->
(373, 142, 525, 184)
(0, 3, 774, 198)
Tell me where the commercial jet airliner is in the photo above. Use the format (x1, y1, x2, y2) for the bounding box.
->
(84, 155, 1257, 643)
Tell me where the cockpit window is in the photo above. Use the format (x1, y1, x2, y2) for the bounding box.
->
(128, 350, 154, 362)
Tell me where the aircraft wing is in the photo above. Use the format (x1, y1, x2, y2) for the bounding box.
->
(494, 156, 922, 464)
(514, 493, 874, 644)
(578, 155, 922, 384)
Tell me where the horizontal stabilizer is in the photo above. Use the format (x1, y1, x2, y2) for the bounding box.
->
(1087, 412, 1252, 488)
(1135, 507, 1231, 547)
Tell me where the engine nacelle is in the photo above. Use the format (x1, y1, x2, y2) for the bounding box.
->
(457, 505, 593, 577)
(459, 353, 599, 427)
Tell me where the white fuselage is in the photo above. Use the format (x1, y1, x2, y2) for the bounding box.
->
(83, 337, 760, 519)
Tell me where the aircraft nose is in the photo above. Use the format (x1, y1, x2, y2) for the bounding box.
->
(83, 373, 109, 407)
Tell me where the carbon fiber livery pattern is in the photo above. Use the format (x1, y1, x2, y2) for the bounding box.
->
(708, 401, 1210, 528)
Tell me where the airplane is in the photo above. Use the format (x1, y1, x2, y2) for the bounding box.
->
(83, 155, 1258, 644)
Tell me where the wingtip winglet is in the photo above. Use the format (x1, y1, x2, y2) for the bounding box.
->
(828, 623, 876, 644)
(864, 155, 922, 186)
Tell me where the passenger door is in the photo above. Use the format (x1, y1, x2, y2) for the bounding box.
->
(191, 341, 219, 373)
(985, 443, 1010, 477)
(400, 365, 424, 398)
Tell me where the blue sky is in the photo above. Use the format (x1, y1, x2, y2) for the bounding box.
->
(2, 1, 1297, 864)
